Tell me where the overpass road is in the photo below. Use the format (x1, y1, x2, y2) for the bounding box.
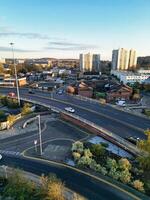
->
(0, 87, 150, 139)
(0, 154, 146, 200)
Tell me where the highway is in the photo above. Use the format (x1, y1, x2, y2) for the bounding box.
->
(0, 154, 144, 200)
(0, 87, 150, 139)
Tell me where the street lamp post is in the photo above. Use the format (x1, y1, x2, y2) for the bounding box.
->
(10, 42, 21, 106)
(37, 115, 43, 155)
(24, 115, 43, 155)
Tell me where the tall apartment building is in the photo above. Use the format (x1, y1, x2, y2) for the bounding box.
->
(80, 53, 100, 72)
(112, 48, 137, 71)
(92, 54, 100, 72)
(128, 49, 137, 69)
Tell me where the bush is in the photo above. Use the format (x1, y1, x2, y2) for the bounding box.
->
(72, 141, 84, 154)
(100, 167, 107, 175)
(144, 180, 150, 195)
(3, 171, 37, 200)
(118, 158, 132, 171)
(132, 180, 144, 192)
(90, 144, 106, 159)
(0, 110, 6, 122)
(108, 168, 120, 180)
(72, 152, 81, 161)
(40, 174, 65, 200)
(119, 170, 131, 184)
(83, 149, 92, 158)
(89, 159, 97, 171)
(7, 115, 16, 125)
(106, 158, 118, 170)
(144, 109, 150, 117)
(77, 156, 92, 168)
(21, 103, 32, 115)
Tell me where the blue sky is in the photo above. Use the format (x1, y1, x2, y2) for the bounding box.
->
(0, 0, 150, 60)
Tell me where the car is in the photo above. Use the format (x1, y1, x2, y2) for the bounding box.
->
(116, 100, 126, 107)
(0, 154, 2, 160)
(65, 107, 75, 113)
(58, 90, 63, 95)
(28, 89, 34, 94)
(8, 92, 16, 97)
(126, 136, 140, 145)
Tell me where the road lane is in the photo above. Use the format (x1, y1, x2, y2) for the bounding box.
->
(0, 155, 143, 200)
(22, 93, 146, 139)
(0, 87, 149, 139)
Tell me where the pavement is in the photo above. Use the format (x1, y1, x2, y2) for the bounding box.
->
(0, 114, 54, 140)
(0, 115, 90, 160)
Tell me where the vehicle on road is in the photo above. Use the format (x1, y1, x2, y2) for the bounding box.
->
(28, 89, 34, 94)
(57, 90, 63, 95)
(65, 107, 75, 113)
(0, 154, 2, 160)
(126, 136, 140, 145)
(8, 92, 16, 97)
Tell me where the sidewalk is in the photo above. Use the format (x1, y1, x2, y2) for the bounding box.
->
(0, 114, 56, 140)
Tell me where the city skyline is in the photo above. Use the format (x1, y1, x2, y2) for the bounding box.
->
(0, 0, 150, 60)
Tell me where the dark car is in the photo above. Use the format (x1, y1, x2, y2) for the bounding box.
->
(126, 136, 140, 145)
(28, 89, 34, 94)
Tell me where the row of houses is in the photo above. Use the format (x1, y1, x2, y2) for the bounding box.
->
(0, 74, 27, 87)
(66, 81, 133, 102)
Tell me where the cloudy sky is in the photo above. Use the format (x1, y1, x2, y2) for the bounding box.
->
(0, 0, 150, 60)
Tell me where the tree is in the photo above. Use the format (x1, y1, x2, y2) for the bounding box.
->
(108, 168, 120, 180)
(137, 129, 150, 170)
(7, 114, 16, 125)
(0, 110, 5, 119)
(21, 103, 32, 115)
(132, 93, 140, 102)
(40, 174, 65, 200)
(3, 171, 37, 200)
(90, 144, 106, 159)
(118, 158, 131, 171)
(132, 180, 144, 192)
(119, 170, 131, 184)
(89, 159, 98, 171)
(72, 152, 81, 161)
(138, 155, 150, 170)
(47, 180, 65, 200)
(83, 149, 92, 158)
(106, 158, 118, 170)
(0, 63, 4, 73)
(77, 156, 92, 168)
(72, 141, 84, 154)
(145, 129, 150, 141)
(100, 167, 107, 175)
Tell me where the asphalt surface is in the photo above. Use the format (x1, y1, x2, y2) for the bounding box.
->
(0, 87, 150, 139)
(0, 119, 88, 154)
(0, 154, 142, 200)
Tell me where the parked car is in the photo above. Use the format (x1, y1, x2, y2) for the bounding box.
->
(8, 92, 16, 97)
(126, 136, 140, 145)
(65, 107, 75, 113)
(116, 100, 126, 107)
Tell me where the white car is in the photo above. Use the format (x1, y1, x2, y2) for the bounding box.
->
(0, 154, 2, 160)
(65, 107, 75, 113)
